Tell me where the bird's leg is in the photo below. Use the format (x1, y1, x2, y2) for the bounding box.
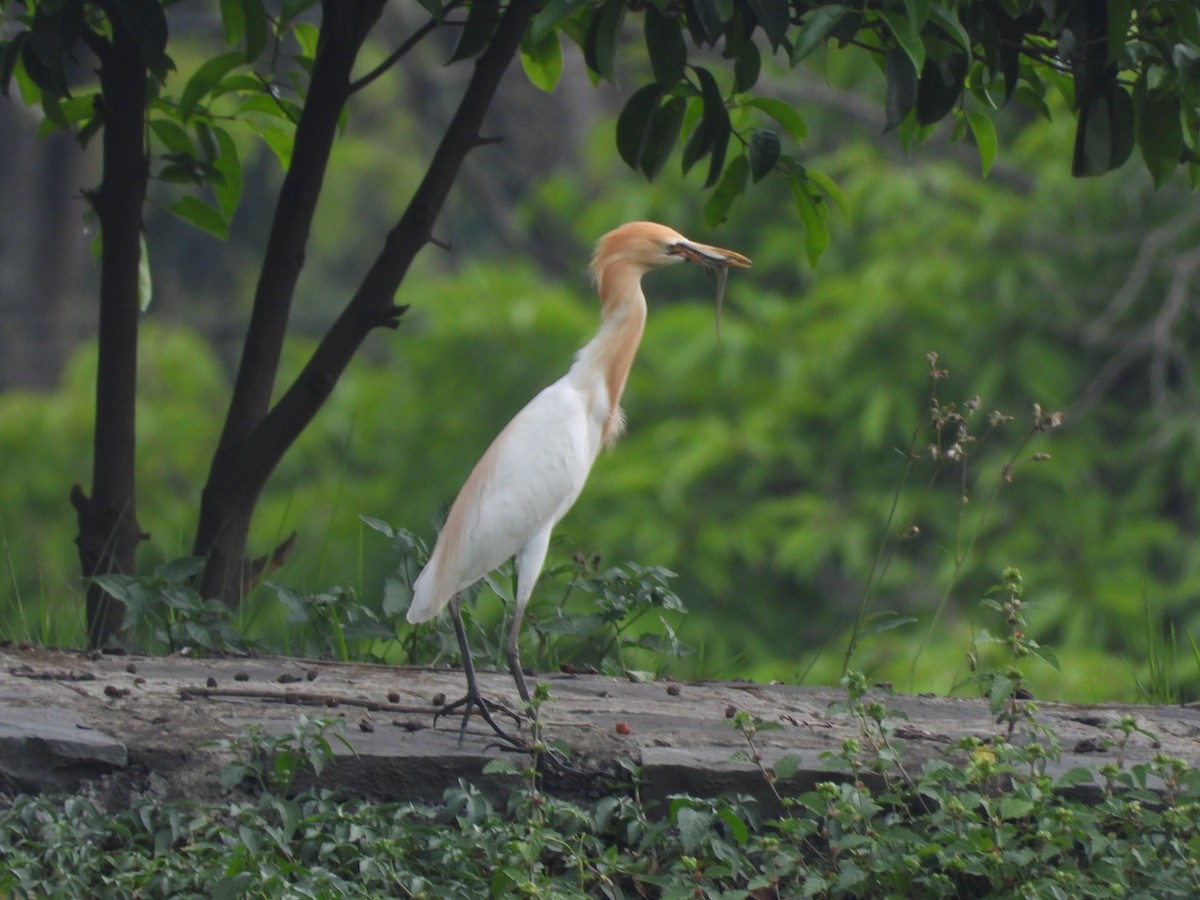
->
(432, 595, 524, 748)
(506, 604, 532, 708)
(509, 531, 553, 713)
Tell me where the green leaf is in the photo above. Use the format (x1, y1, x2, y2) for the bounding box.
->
(0, 31, 28, 97)
(916, 52, 968, 126)
(138, 232, 153, 312)
(903, 0, 930, 32)
(280, 0, 319, 25)
(694, 66, 731, 187)
(641, 96, 686, 180)
(584, 0, 625, 81)
(681, 115, 714, 175)
(880, 10, 925, 72)
(179, 51, 245, 122)
(748, 129, 780, 181)
(966, 110, 998, 175)
(169, 196, 229, 239)
(293, 21, 320, 62)
(1072, 83, 1135, 177)
(746, 0, 790, 50)
(884, 48, 918, 131)
(675, 807, 709, 853)
(703, 153, 748, 227)
(928, 5, 972, 56)
(1137, 92, 1183, 187)
(791, 5, 849, 65)
(688, 0, 726, 44)
(520, 27, 563, 92)
(242, 0, 269, 63)
(212, 126, 243, 220)
(791, 179, 829, 267)
(746, 97, 807, 143)
(804, 166, 848, 217)
(150, 118, 195, 156)
(732, 36, 761, 94)
(530, 0, 588, 43)
(616, 83, 663, 171)
(645, 6, 686, 85)
(450, 0, 498, 62)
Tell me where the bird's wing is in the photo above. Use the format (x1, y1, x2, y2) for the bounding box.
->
(406, 381, 602, 623)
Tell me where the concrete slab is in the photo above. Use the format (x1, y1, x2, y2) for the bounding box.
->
(0, 646, 1196, 811)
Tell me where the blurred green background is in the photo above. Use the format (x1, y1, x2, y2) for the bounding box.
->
(2, 16, 1198, 703)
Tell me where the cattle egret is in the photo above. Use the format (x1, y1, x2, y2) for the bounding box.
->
(407, 221, 751, 745)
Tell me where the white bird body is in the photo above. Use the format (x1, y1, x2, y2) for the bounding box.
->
(406, 375, 608, 623)
(405, 222, 749, 716)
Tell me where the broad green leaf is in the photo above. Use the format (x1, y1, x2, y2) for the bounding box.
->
(746, 0, 790, 50)
(520, 27, 563, 92)
(220, 0, 246, 48)
(884, 47, 918, 131)
(1072, 83, 1134, 176)
(1137, 91, 1183, 187)
(703, 153, 748, 227)
(916, 52, 968, 125)
(0, 30, 27, 97)
(530, 0, 588, 43)
(694, 66, 731, 187)
(1177, 0, 1200, 44)
(791, 5, 849, 65)
(732, 35, 761, 93)
(641, 96, 686, 180)
(675, 807, 708, 853)
(179, 51, 245, 122)
(138, 233, 153, 313)
(150, 118, 195, 156)
(1106, 0, 1132, 65)
(748, 129, 780, 181)
(681, 115, 714, 175)
(212, 126, 243, 219)
(928, 5, 971, 55)
(904, 0, 930, 31)
(449, 0, 498, 62)
(804, 166, 849, 217)
(880, 10, 926, 72)
(280, 0, 319, 25)
(169, 196, 229, 239)
(21, 37, 69, 100)
(966, 110, 998, 175)
(584, 0, 625, 81)
(746, 97, 807, 143)
(246, 116, 296, 170)
(645, 5, 686, 85)
(615, 83, 663, 171)
(688, 0, 726, 44)
(293, 21, 320, 61)
(791, 179, 829, 267)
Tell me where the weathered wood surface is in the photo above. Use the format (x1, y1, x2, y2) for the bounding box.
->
(1, 646, 1197, 811)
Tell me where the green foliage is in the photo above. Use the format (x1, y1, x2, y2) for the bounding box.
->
(93, 556, 245, 653)
(2, 705, 1199, 897)
(207, 715, 355, 794)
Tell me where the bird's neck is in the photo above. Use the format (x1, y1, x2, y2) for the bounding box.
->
(572, 267, 648, 447)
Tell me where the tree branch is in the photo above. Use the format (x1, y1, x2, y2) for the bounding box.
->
(246, 0, 540, 490)
(349, 14, 443, 95)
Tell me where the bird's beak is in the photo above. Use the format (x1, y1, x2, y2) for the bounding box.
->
(670, 240, 753, 270)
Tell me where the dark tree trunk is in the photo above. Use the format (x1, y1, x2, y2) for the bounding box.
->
(194, 0, 540, 604)
(70, 13, 151, 647)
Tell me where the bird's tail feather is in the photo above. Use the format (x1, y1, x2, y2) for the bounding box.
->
(406, 562, 447, 624)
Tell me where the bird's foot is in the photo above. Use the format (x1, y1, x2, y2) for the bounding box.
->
(433, 689, 525, 748)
